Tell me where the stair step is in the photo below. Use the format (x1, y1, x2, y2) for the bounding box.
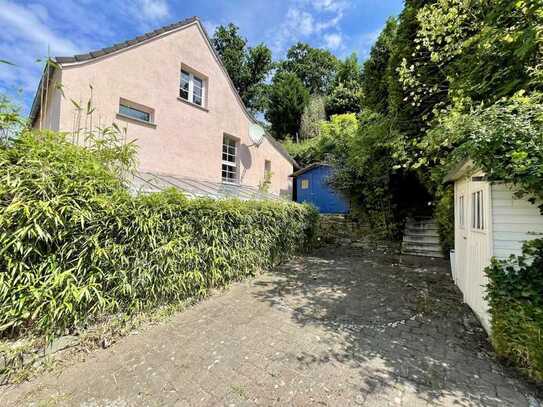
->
(403, 237, 441, 244)
(404, 230, 439, 237)
(406, 219, 437, 225)
(402, 242, 442, 251)
(402, 217, 444, 258)
(402, 249, 445, 258)
(406, 222, 437, 226)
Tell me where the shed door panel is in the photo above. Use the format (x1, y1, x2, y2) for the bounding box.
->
(454, 179, 468, 293)
(465, 178, 492, 331)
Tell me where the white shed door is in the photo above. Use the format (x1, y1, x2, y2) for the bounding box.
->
(465, 177, 492, 331)
(454, 178, 468, 292)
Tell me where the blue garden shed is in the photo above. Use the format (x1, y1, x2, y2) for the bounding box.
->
(290, 163, 349, 214)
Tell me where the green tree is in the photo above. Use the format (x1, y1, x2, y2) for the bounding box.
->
(278, 43, 338, 94)
(265, 72, 309, 140)
(361, 17, 397, 114)
(327, 53, 363, 116)
(335, 53, 362, 86)
(387, 0, 444, 138)
(400, 0, 543, 107)
(300, 95, 326, 140)
(211, 23, 273, 112)
(326, 83, 362, 117)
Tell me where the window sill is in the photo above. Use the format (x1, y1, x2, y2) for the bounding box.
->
(116, 113, 157, 128)
(177, 97, 209, 112)
(221, 180, 240, 186)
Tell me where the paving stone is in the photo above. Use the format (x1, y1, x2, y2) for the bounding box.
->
(1, 245, 541, 406)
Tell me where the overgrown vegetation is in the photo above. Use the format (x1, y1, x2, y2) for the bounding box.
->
(0, 125, 318, 340)
(486, 240, 543, 381)
(280, 1, 543, 380)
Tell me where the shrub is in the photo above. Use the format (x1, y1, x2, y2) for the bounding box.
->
(0, 130, 318, 339)
(485, 239, 543, 382)
(435, 185, 454, 257)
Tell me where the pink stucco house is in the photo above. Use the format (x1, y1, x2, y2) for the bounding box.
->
(30, 17, 297, 199)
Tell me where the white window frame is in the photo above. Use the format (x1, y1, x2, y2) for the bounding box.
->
(117, 98, 155, 125)
(222, 135, 238, 184)
(458, 194, 465, 228)
(471, 190, 485, 231)
(180, 69, 206, 107)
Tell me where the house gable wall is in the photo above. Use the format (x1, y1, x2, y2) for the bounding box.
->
(53, 22, 292, 196)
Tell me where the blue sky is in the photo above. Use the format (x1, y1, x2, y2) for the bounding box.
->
(0, 0, 403, 114)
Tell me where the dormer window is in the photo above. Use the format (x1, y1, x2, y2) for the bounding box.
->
(180, 69, 205, 107)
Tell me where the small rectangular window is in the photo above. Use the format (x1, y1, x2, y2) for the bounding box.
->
(119, 104, 150, 122)
(471, 190, 484, 230)
(179, 68, 206, 107)
(222, 135, 237, 183)
(118, 99, 153, 124)
(264, 160, 271, 174)
(301, 179, 309, 189)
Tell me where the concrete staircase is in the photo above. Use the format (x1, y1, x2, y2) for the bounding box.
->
(401, 217, 444, 258)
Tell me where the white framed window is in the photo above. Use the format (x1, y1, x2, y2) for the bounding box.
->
(180, 69, 205, 107)
(471, 190, 484, 230)
(117, 98, 154, 124)
(222, 135, 237, 183)
(458, 195, 465, 228)
(301, 179, 309, 189)
(264, 160, 271, 175)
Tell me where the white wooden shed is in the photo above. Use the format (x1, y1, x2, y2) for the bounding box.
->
(445, 160, 543, 333)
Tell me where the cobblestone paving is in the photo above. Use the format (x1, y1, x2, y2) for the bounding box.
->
(1, 245, 541, 406)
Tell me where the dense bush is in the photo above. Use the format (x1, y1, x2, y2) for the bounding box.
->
(0, 131, 318, 338)
(434, 185, 454, 257)
(486, 239, 543, 381)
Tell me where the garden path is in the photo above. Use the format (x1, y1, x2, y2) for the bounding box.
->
(2, 244, 541, 406)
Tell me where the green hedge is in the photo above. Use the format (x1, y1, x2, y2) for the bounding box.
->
(486, 239, 543, 382)
(0, 131, 318, 337)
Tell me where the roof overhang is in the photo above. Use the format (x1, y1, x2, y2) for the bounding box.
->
(443, 159, 475, 183)
(289, 162, 330, 178)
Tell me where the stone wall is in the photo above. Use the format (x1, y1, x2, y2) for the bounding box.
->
(317, 214, 401, 254)
(318, 215, 369, 246)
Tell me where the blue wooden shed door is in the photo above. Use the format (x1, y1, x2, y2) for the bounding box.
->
(297, 166, 349, 214)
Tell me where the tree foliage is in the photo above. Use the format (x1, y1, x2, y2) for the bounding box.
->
(400, 0, 543, 109)
(362, 17, 397, 114)
(265, 72, 309, 140)
(278, 42, 338, 95)
(326, 83, 362, 117)
(326, 53, 363, 117)
(300, 95, 326, 140)
(212, 23, 273, 112)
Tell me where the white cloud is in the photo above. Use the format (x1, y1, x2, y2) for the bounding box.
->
(286, 8, 316, 36)
(324, 33, 343, 50)
(0, 1, 80, 56)
(270, 0, 351, 54)
(136, 0, 170, 21)
(311, 0, 349, 13)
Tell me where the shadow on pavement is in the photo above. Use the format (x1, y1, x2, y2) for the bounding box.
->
(253, 243, 542, 406)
